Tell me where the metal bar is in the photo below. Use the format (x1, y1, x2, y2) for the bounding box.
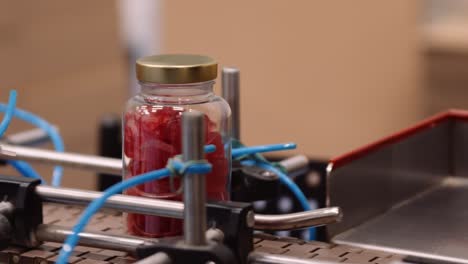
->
(3, 127, 53, 146)
(182, 112, 207, 246)
(36, 224, 156, 254)
(0, 143, 122, 175)
(36, 186, 184, 219)
(0, 143, 306, 176)
(248, 252, 339, 264)
(253, 207, 342, 230)
(36, 186, 341, 231)
(222, 67, 240, 140)
(278, 155, 309, 173)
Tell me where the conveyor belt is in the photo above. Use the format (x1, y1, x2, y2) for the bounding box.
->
(0, 204, 404, 263)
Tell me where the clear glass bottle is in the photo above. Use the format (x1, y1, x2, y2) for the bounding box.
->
(123, 54, 231, 238)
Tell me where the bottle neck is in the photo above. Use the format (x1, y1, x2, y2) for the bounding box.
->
(139, 81, 215, 104)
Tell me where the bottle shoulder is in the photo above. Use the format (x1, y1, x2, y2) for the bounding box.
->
(126, 93, 231, 112)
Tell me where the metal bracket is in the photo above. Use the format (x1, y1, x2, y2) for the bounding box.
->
(0, 175, 42, 248)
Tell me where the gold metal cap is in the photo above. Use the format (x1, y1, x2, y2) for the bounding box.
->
(136, 54, 218, 84)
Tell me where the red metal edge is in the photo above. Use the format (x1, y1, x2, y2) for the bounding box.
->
(330, 109, 468, 169)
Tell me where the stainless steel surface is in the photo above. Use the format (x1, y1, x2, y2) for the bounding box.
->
(4, 127, 53, 146)
(222, 67, 240, 139)
(135, 252, 172, 264)
(249, 252, 339, 264)
(334, 177, 468, 264)
(36, 224, 156, 254)
(182, 112, 207, 245)
(329, 117, 468, 263)
(253, 207, 342, 230)
(279, 155, 309, 173)
(36, 186, 184, 219)
(37, 186, 340, 231)
(327, 121, 450, 237)
(0, 143, 122, 175)
(453, 121, 468, 176)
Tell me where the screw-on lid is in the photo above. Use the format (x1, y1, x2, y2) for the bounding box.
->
(136, 54, 218, 84)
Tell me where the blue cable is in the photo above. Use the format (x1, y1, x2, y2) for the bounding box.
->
(242, 160, 316, 240)
(56, 158, 212, 264)
(204, 144, 216, 153)
(0, 90, 16, 137)
(232, 142, 296, 159)
(0, 90, 43, 182)
(58, 140, 310, 263)
(234, 141, 314, 239)
(0, 104, 64, 186)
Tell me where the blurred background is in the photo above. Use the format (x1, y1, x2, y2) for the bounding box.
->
(0, 0, 467, 190)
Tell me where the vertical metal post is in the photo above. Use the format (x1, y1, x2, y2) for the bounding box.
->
(222, 67, 240, 140)
(182, 111, 207, 246)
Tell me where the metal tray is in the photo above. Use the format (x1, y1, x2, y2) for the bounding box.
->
(328, 110, 468, 263)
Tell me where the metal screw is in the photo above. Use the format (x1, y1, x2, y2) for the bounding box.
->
(260, 170, 276, 178)
(206, 228, 224, 244)
(305, 171, 321, 188)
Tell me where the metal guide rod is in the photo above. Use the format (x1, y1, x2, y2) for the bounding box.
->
(0, 143, 122, 175)
(278, 155, 309, 173)
(36, 185, 341, 231)
(253, 207, 342, 230)
(3, 127, 54, 146)
(36, 224, 156, 254)
(182, 111, 207, 246)
(36, 224, 218, 257)
(0, 143, 308, 175)
(249, 252, 339, 264)
(36, 186, 184, 219)
(222, 67, 240, 140)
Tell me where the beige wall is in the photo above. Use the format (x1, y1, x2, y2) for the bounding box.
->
(162, 1, 425, 159)
(0, 1, 126, 189)
(426, 51, 468, 114)
(0, 1, 428, 189)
